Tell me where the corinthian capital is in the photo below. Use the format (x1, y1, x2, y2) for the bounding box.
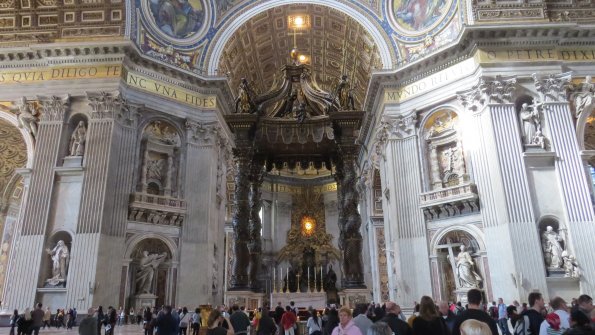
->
(37, 95, 70, 122)
(532, 72, 572, 103)
(380, 111, 418, 140)
(457, 76, 517, 110)
(185, 120, 221, 146)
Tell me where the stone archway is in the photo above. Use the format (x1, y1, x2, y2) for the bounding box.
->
(127, 236, 176, 309)
(0, 116, 29, 300)
(430, 226, 487, 303)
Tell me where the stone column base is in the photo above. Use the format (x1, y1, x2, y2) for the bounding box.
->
(224, 290, 264, 310)
(133, 294, 158, 309)
(339, 288, 371, 308)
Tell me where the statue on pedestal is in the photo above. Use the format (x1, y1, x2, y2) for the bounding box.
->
(68, 121, 87, 156)
(334, 75, 355, 110)
(16, 97, 39, 138)
(541, 226, 564, 269)
(519, 101, 545, 148)
(135, 251, 167, 294)
(45, 240, 70, 287)
(452, 245, 482, 288)
(572, 76, 594, 118)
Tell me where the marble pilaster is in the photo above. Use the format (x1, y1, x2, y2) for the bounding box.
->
(376, 111, 432, 305)
(533, 73, 595, 293)
(4, 96, 68, 311)
(457, 76, 547, 302)
(178, 120, 227, 305)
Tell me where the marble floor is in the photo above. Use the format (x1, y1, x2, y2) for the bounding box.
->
(0, 323, 146, 334)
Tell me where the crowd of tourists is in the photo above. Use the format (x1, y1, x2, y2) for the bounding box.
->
(6, 292, 594, 335)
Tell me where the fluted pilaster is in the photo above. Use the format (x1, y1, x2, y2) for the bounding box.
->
(533, 73, 595, 293)
(377, 111, 431, 304)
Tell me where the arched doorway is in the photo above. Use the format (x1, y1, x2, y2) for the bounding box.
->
(0, 116, 29, 301)
(127, 236, 176, 309)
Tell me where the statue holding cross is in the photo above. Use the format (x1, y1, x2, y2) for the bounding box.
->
(437, 239, 482, 289)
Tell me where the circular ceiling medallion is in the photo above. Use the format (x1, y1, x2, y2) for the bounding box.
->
(388, 0, 455, 38)
(142, 0, 209, 46)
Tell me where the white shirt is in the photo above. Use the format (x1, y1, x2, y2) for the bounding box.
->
(539, 309, 570, 335)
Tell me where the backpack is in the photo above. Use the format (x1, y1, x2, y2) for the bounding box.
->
(513, 315, 531, 335)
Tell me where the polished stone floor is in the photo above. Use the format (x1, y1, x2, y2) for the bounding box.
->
(0, 323, 146, 334)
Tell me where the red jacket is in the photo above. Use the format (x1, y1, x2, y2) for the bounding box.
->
(281, 312, 297, 330)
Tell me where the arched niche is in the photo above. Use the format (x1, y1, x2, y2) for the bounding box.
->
(420, 109, 470, 191)
(0, 116, 29, 298)
(40, 230, 73, 288)
(537, 215, 568, 276)
(127, 236, 175, 308)
(137, 119, 182, 198)
(430, 226, 487, 303)
(59, 113, 89, 166)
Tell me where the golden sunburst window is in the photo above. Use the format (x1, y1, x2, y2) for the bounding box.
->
(301, 215, 316, 236)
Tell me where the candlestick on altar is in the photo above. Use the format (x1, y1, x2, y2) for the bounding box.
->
(314, 266, 317, 292)
(307, 267, 311, 292)
(321, 266, 324, 292)
(273, 268, 276, 293)
(296, 273, 300, 293)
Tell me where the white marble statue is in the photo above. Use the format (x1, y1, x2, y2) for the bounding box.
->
(452, 245, 482, 288)
(45, 240, 70, 285)
(135, 251, 167, 294)
(573, 76, 594, 118)
(562, 251, 579, 278)
(542, 226, 564, 269)
(16, 97, 39, 138)
(519, 102, 544, 146)
(69, 121, 87, 156)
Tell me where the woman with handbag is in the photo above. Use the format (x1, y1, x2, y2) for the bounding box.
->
(179, 307, 191, 335)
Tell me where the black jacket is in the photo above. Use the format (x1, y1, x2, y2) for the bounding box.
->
(380, 313, 412, 335)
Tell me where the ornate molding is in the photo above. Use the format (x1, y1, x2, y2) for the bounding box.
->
(380, 112, 418, 141)
(87, 91, 139, 127)
(128, 192, 186, 226)
(457, 76, 517, 111)
(532, 72, 572, 103)
(37, 95, 69, 122)
(420, 183, 480, 221)
(185, 120, 221, 146)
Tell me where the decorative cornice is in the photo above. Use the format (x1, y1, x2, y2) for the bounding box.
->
(37, 95, 69, 122)
(457, 76, 517, 111)
(532, 72, 572, 103)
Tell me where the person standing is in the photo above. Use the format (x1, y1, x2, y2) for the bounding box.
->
(191, 308, 201, 335)
(281, 306, 297, 335)
(351, 304, 373, 335)
(230, 304, 251, 335)
(330, 307, 362, 335)
(452, 289, 498, 335)
(31, 303, 45, 335)
(9, 309, 19, 335)
(539, 297, 570, 335)
(207, 309, 235, 335)
(257, 309, 277, 335)
(79, 308, 98, 335)
(42, 307, 51, 329)
(497, 298, 510, 335)
(106, 306, 117, 335)
(306, 307, 323, 335)
(380, 302, 412, 335)
(439, 301, 457, 332)
(412, 296, 449, 335)
(518, 292, 545, 335)
(155, 306, 178, 335)
(179, 307, 191, 335)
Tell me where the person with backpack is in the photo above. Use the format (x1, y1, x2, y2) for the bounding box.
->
(515, 292, 545, 335)
(307, 307, 323, 335)
(539, 297, 570, 335)
(452, 289, 498, 335)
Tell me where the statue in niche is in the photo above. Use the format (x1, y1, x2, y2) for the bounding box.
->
(45, 240, 70, 287)
(335, 75, 355, 110)
(541, 226, 565, 269)
(573, 76, 594, 118)
(519, 102, 545, 148)
(68, 121, 87, 156)
(135, 251, 167, 294)
(561, 251, 579, 278)
(451, 245, 482, 288)
(283, 267, 298, 293)
(16, 97, 39, 138)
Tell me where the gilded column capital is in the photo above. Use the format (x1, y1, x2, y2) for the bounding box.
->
(37, 95, 70, 122)
(532, 72, 572, 103)
(457, 75, 517, 110)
